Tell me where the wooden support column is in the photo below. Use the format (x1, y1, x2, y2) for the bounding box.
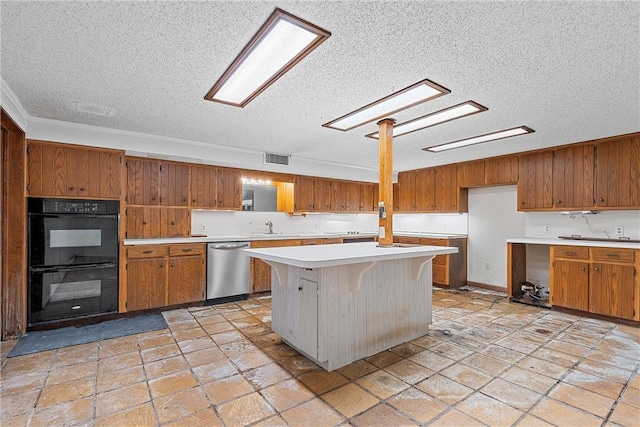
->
(378, 118, 395, 246)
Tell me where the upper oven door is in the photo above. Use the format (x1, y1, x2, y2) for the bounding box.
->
(29, 213, 119, 268)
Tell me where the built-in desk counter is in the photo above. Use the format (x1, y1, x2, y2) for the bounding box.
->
(245, 242, 458, 370)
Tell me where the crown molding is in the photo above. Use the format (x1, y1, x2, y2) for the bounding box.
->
(1, 79, 29, 131)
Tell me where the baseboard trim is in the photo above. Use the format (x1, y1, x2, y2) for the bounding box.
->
(466, 281, 507, 294)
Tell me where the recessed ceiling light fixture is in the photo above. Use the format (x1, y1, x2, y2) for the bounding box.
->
(365, 101, 487, 139)
(323, 79, 450, 131)
(204, 8, 330, 107)
(423, 126, 535, 152)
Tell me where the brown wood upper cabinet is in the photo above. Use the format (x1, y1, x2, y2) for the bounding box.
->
(594, 134, 640, 209)
(398, 170, 418, 211)
(434, 164, 459, 212)
(126, 207, 190, 238)
(552, 144, 594, 209)
(27, 141, 122, 199)
(457, 156, 519, 188)
(517, 151, 553, 210)
(294, 176, 315, 211)
(398, 166, 458, 212)
(159, 162, 189, 206)
(126, 158, 160, 205)
(216, 168, 242, 209)
(189, 165, 241, 209)
(314, 178, 333, 211)
(333, 180, 361, 212)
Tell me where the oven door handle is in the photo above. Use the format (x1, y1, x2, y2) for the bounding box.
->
(29, 213, 119, 219)
(30, 263, 117, 273)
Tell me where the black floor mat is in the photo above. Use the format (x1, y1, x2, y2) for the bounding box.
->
(7, 313, 167, 358)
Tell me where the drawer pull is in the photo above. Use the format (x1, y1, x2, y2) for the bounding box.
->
(159, 263, 165, 268)
(594, 267, 599, 271)
(182, 248, 193, 252)
(80, 187, 86, 192)
(171, 221, 176, 225)
(142, 250, 153, 254)
(298, 286, 303, 291)
(566, 251, 577, 256)
(580, 267, 585, 271)
(171, 262, 176, 267)
(606, 253, 619, 258)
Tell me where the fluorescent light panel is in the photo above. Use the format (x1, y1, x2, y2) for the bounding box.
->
(424, 126, 535, 152)
(323, 79, 450, 131)
(205, 8, 330, 107)
(365, 101, 487, 139)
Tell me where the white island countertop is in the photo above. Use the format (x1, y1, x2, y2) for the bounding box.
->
(244, 241, 458, 269)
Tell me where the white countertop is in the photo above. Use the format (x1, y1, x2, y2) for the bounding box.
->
(122, 231, 467, 246)
(244, 242, 458, 268)
(507, 237, 640, 250)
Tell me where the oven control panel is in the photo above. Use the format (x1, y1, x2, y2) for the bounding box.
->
(44, 200, 106, 214)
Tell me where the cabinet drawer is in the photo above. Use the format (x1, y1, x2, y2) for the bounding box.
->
(395, 237, 420, 245)
(170, 244, 205, 257)
(591, 248, 635, 263)
(432, 254, 446, 266)
(420, 238, 446, 246)
(432, 265, 447, 285)
(128, 245, 169, 259)
(300, 267, 318, 281)
(552, 246, 589, 260)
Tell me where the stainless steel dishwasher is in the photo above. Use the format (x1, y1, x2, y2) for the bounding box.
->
(206, 242, 250, 303)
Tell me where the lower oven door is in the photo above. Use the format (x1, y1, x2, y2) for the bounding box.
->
(29, 263, 118, 325)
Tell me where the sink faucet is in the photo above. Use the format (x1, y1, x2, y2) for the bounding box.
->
(265, 220, 274, 234)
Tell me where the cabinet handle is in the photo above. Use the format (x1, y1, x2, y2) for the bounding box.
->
(566, 251, 577, 256)
(606, 253, 619, 258)
(69, 186, 75, 191)
(142, 250, 153, 254)
(599, 198, 604, 202)
(171, 221, 176, 225)
(171, 262, 176, 267)
(594, 267, 599, 271)
(182, 248, 193, 252)
(160, 263, 165, 268)
(142, 221, 147, 225)
(298, 286, 303, 291)
(580, 267, 585, 271)
(556, 200, 561, 204)
(80, 187, 86, 192)
(192, 199, 196, 203)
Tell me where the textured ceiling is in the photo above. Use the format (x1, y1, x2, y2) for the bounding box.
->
(2, 1, 639, 172)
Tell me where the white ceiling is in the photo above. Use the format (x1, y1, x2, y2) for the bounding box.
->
(1, 1, 639, 172)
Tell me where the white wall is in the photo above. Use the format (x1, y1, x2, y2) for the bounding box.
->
(393, 213, 468, 235)
(467, 186, 525, 288)
(191, 210, 378, 236)
(525, 210, 640, 240)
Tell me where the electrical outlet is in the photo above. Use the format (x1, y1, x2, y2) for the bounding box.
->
(443, 223, 447, 230)
(544, 225, 551, 233)
(314, 224, 319, 230)
(485, 262, 491, 270)
(615, 226, 624, 236)
(201, 223, 207, 232)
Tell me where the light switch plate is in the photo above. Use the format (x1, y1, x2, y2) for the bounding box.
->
(615, 226, 624, 236)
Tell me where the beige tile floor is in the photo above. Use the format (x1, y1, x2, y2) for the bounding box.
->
(1, 287, 639, 426)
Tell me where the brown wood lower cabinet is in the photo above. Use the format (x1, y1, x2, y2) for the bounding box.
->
(393, 236, 467, 288)
(126, 243, 205, 311)
(550, 246, 639, 321)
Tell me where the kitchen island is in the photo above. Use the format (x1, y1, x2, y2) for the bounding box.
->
(244, 242, 458, 370)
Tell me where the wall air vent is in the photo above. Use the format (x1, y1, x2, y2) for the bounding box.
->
(264, 152, 290, 166)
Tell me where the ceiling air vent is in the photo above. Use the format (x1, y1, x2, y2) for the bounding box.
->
(73, 101, 116, 117)
(264, 152, 290, 166)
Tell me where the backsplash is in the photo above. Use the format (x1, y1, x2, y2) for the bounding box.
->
(525, 210, 640, 240)
(393, 213, 468, 235)
(191, 210, 378, 236)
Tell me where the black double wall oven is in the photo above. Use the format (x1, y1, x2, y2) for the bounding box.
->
(28, 198, 119, 326)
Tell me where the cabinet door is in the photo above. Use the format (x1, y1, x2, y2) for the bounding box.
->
(161, 208, 190, 238)
(552, 145, 594, 209)
(589, 263, 635, 320)
(415, 168, 435, 211)
(66, 148, 100, 197)
(294, 176, 314, 211)
(99, 151, 122, 199)
(434, 164, 458, 212)
(126, 206, 161, 239)
(28, 143, 67, 196)
(595, 135, 640, 208)
(159, 162, 189, 206)
(485, 155, 518, 185)
(190, 165, 218, 208)
(294, 278, 318, 358)
(393, 183, 400, 211)
(127, 258, 167, 311)
(314, 179, 332, 211)
(331, 180, 348, 211)
(168, 256, 205, 305)
(217, 168, 241, 209)
(359, 183, 375, 212)
(127, 159, 159, 205)
(457, 160, 485, 187)
(518, 151, 553, 210)
(550, 259, 589, 311)
(398, 171, 416, 211)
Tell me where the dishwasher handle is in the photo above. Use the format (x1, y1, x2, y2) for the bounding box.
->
(209, 242, 250, 250)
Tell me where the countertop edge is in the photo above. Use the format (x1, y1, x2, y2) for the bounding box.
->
(507, 237, 640, 249)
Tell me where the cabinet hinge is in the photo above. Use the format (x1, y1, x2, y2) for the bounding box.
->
(159, 165, 163, 172)
(26, 183, 31, 192)
(125, 160, 128, 168)
(26, 146, 31, 155)
(119, 157, 122, 164)
(125, 208, 127, 215)
(125, 302, 128, 309)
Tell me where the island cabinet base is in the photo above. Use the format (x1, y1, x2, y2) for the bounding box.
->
(270, 258, 433, 371)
